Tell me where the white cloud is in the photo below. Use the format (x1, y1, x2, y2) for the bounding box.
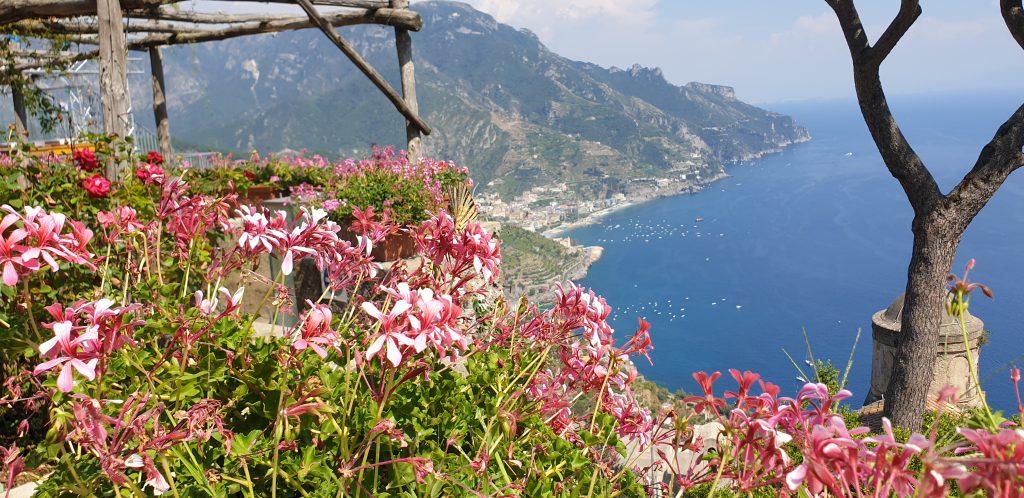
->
(768, 12, 840, 46)
(794, 12, 836, 35)
(462, 0, 658, 37)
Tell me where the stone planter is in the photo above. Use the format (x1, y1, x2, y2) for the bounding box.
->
(864, 294, 985, 408)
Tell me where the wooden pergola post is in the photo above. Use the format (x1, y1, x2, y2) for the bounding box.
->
(148, 46, 171, 157)
(11, 83, 29, 138)
(96, 0, 130, 138)
(9, 0, 431, 164)
(391, 0, 421, 161)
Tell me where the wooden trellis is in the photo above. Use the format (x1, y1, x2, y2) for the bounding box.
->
(1, 0, 430, 160)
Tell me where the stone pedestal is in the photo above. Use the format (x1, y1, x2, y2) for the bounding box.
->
(865, 294, 985, 408)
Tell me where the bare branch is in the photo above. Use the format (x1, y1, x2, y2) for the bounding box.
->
(826, 0, 941, 214)
(131, 4, 419, 30)
(946, 104, 1024, 224)
(10, 7, 421, 62)
(0, 0, 172, 25)
(128, 8, 305, 24)
(872, 0, 921, 65)
(1, 0, 390, 25)
(13, 18, 206, 35)
(1002, 0, 1024, 50)
(825, 0, 873, 63)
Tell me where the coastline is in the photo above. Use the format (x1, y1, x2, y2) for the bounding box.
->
(542, 136, 811, 239)
(542, 170, 730, 239)
(543, 135, 812, 280)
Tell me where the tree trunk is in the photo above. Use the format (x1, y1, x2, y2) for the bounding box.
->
(148, 46, 171, 157)
(11, 84, 28, 138)
(883, 214, 960, 428)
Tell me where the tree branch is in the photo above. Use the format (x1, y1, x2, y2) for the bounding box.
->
(946, 104, 1024, 224)
(0, 0, 390, 25)
(826, 0, 941, 214)
(825, 0, 872, 63)
(872, 0, 921, 66)
(13, 18, 206, 35)
(127, 7, 307, 24)
(8, 6, 421, 70)
(1002, 0, 1024, 50)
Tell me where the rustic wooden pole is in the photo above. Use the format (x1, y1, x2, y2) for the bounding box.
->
(1, 0, 392, 25)
(295, 0, 431, 136)
(11, 84, 29, 138)
(390, 0, 421, 161)
(96, 0, 131, 139)
(148, 46, 171, 156)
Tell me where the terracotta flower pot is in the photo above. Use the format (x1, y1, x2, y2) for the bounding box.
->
(340, 224, 418, 262)
(241, 185, 279, 205)
(371, 230, 418, 262)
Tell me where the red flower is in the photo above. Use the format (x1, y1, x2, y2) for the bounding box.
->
(243, 170, 257, 182)
(73, 149, 100, 172)
(82, 174, 111, 198)
(146, 151, 164, 165)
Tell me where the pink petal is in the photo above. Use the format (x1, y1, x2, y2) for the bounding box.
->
(391, 300, 412, 316)
(281, 250, 294, 276)
(70, 358, 97, 380)
(365, 335, 385, 360)
(361, 302, 383, 320)
(2, 261, 18, 286)
(57, 364, 74, 392)
(38, 334, 60, 356)
(33, 356, 66, 375)
(386, 338, 402, 367)
(785, 464, 806, 491)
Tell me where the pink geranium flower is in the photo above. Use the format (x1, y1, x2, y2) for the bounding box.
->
(33, 321, 98, 392)
(362, 299, 415, 367)
(1, 205, 94, 286)
(291, 303, 338, 359)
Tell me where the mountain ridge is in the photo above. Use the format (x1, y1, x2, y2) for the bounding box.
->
(137, 0, 809, 198)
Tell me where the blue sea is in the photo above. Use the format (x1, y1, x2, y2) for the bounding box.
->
(565, 91, 1024, 411)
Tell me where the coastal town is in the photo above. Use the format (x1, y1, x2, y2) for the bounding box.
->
(476, 168, 729, 298)
(477, 169, 727, 237)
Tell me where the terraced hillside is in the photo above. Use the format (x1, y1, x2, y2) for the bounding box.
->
(499, 225, 595, 302)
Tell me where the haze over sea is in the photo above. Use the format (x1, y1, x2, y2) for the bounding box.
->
(566, 90, 1024, 410)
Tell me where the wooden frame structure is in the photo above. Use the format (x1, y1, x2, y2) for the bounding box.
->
(2, 0, 430, 160)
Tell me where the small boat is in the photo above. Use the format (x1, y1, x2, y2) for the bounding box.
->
(695, 216, 705, 222)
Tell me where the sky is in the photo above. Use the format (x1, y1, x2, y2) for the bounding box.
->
(458, 0, 1024, 103)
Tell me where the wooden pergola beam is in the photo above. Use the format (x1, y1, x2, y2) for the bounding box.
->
(5, 0, 429, 164)
(295, 0, 431, 136)
(17, 8, 421, 48)
(1, 0, 389, 25)
(12, 6, 421, 38)
(8, 7, 421, 71)
(14, 18, 209, 35)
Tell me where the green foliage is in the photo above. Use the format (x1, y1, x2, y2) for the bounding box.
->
(2, 143, 649, 497)
(331, 168, 435, 226)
